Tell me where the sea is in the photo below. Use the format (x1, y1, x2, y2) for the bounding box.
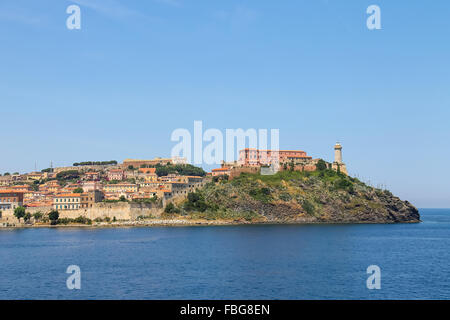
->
(0, 208, 449, 299)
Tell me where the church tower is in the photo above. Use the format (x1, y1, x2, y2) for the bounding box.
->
(332, 142, 348, 175)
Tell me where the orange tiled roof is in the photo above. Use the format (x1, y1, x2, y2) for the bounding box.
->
(55, 193, 81, 198)
(212, 168, 230, 172)
(27, 202, 52, 207)
(0, 190, 24, 194)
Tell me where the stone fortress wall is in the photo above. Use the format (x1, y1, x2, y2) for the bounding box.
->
(0, 202, 164, 225)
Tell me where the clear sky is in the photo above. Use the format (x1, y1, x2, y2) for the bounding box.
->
(1, 0, 449, 208)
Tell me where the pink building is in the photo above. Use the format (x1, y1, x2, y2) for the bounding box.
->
(238, 148, 312, 166)
(107, 169, 125, 181)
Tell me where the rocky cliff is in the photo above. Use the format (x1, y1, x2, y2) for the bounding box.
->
(182, 170, 420, 224)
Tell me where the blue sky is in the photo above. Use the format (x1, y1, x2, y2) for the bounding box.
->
(0, 0, 449, 208)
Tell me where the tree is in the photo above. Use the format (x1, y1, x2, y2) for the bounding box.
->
(14, 207, 26, 221)
(73, 187, 84, 193)
(24, 212, 32, 222)
(155, 163, 206, 177)
(4, 172, 10, 176)
(33, 211, 43, 222)
(119, 195, 127, 202)
(289, 161, 295, 171)
(56, 170, 79, 181)
(48, 210, 59, 225)
(74, 160, 117, 166)
(184, 192, 208, 212)
(316, 159, 327, 171)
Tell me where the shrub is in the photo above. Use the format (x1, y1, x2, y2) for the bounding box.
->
(164, 202, 180, 214)
(335, 178, 352, 190)
(184, 192, 208, 212)
(132, 196, 158, 204)
(56, 170, 79, 181)
(33, 211, 43, 221)
(249, 187, 272, 203)
(302, 200, 315, 215)
(279, 192, 292, 202)
(24, 212, 32, 222)
(74, 161, 117, 166)
(155, 164, 206, 177)
(316, 159, 327, 171)
(73, 216, 92, 225)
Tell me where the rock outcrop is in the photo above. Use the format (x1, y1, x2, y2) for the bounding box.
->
(191, 170, 420, 224)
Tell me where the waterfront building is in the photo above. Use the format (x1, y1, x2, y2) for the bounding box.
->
(53, 193, 81, 210)
(80, 190, 104, 208)
(0, 190, 24, 210)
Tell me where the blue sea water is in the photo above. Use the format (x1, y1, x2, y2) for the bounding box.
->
(0, 209, 449, 300)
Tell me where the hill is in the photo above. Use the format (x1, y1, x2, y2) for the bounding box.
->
(176, 169, 420, 224)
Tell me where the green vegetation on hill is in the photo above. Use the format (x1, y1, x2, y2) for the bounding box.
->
(154, 163, 207, 177)
(171, 168, 419, 223)
(56, 170, 80, 181)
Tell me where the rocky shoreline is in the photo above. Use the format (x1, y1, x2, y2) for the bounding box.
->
(1, 213, 421, 229)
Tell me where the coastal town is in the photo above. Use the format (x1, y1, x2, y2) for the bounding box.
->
(0, 144, 347, 226)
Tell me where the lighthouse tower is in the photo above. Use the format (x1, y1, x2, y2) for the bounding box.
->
(332, 142, 348, 175)
(334, 143, 343, 163)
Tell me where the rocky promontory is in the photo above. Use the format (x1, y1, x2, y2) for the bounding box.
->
(175, 169, 420, 224)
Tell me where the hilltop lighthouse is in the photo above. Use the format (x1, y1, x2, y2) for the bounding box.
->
(332, 142, 348, 175)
